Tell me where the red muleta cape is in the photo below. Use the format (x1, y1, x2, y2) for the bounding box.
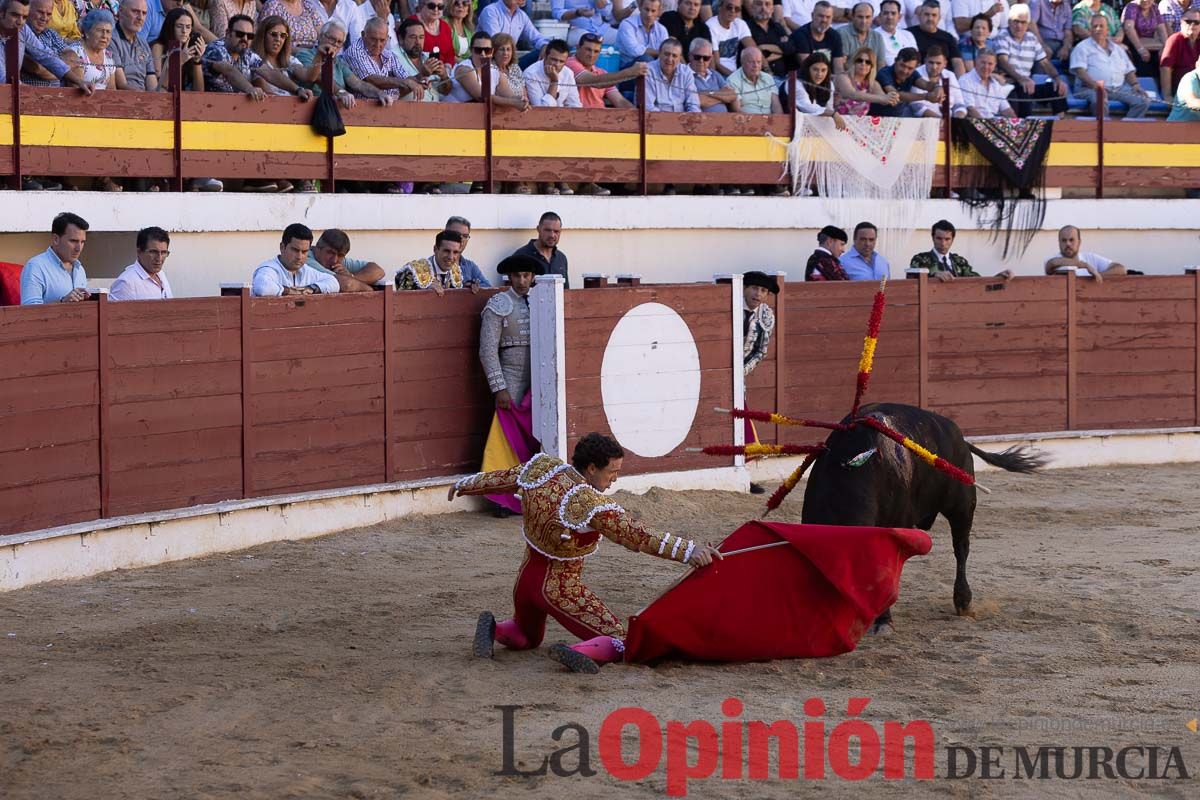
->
(623, 522, 932, 663)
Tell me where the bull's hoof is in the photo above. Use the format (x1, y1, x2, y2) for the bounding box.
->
(473, 611, 496, 659)
(955, 605, 977, 620)
(548, 643, 600, 674)
(869, 620, 895, 636)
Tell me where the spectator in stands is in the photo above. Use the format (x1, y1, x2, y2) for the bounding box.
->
(1044, 224, 1126, 281)
(805, 224, 850, 281)
(444, 216, 493, 286)
(555, 0, 619, 47)
(911, 219, 1013, 280)
(413, 0, 456, 66)
(20, 212, 90, 305)
(909, 0, 965, 74)
(397, 17, 452, 100)
(839, 221, 890, 280)
(108, 0, 159, 91)
(1161, 8, 1200, 105)
(835, 45, 899, 114)
(261, 0, 323, 50)
(568, 30, 641, 113)
(1070, 13, 1151, 117)
(478, 0, 548, 62)
(646, 36, 700, 109)
(62, 9, 122, 93)
(959, 12, 993, 71)
(953, 0, 1009, 35)
(306, 228, 386, 292)
(729, 44, 782, 112)
(202, 13, 266, 99)
(748, 0, 796, 79)
(253, 223, 340, 296)
(21, 0, 71, 88)
(1123, 0, 1169, 78)
(708, 0, 754, 75)
(397, 230, 483, 293)
(525, 37, 581, 106)
(839, 2, 886, 68)
(110, 227, 175, 301)
(253, 15, 314, 99)
(790, 1, 844, 73)
(445, 0, 474, 61)
(1030, 0, 1073, 60)
(661, 0, 712, 55)
(794, 51, 846, 127)
(1071, 0, 1122, 47)
(350, 0, 400, 55)
(446, 31, 528, 106)
(512, 212, 569, 287)
(151, 7, 206, 91)
(690, 37, 738, 110)
(879, 0, 919, 66)
(877, 45, 926, 115)
(995, 5, 1068, 116)
(959, 48, 1016, 115)
(1166, 49, 1200, 119)
(910, 43, 967, 115)
(343, 16, 426, 100)
(220, 0, 260, 34)
(491, 32, 527, 97)
(776, 0, 833, 34)
(294, 19, 397, 107)
(618, 0, 668, 68)
(1161, 0, 1199, 34)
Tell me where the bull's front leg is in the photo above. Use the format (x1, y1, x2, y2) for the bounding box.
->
(949, 515, 975, 618)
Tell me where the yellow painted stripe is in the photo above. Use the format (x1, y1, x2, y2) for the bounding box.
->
(0, 115, 11, 147)
(646, 133, 787, 162)
(1105, 142, 1200, 167)
(933, 141, 1100, 167)
(181, 120, 326, 153)
(493, 129, 639, 159)
(337, 125, 485, 157)
(19, 115, 172, 149)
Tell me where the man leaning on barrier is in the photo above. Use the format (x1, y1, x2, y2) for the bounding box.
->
(396, 230, 482, 294)
(0, 0, 93, 92)
(252, 223, 340, 297)
(306, 229, 386, 293)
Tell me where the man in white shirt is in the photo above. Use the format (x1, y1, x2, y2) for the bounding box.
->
(1044, 225, 1127, 282)
(110, 226, 175, 301)
(958, 48, 1016, 116)
(707, 0, 755, 75)
(910, 44, 967, 115)
(252, 224, 340, 297)
(879, 0, 919, 65)
(1069, 13, 1151, 117)
(952, 0, 1008, 34)
(524, 39, 583, 105)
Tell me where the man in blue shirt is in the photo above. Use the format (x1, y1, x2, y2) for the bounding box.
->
(21, 212, 90, 305)
(838, 221, 892, 281)
(478, 0, 549, 54)
(444, 216, 493, 287)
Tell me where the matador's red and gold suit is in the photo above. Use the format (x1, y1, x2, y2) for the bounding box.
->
(454, 452, 697, 665)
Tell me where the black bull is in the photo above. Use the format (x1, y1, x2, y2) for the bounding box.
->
(801, 403, 1046, 630)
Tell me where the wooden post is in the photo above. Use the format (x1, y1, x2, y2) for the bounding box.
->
(382, 284, 396, 483)
(321, 58, 336, 193)
(1065, 270, 1077, 430)
(1095, 83, 1105, 199)
(941, 76, 952, 197)
(1191, 267, 1200, 425)
(917, 270, 929, 408)
(7, 35, 21, 191)
(169, 49, 183, 193)
(97, 291, 110, 518)
(773, 271, 786, 445)
(637, 74, 647, 196)
(582, 273, 608, 288)
(240, 286, 253, 497)
(483, 60, 494, 194)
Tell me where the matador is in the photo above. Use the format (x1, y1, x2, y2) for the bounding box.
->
(449, 433, 722, 673)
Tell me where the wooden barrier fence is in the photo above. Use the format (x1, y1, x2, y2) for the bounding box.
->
(3, 40, 1199, 192)
(2, 275, 1198, 537)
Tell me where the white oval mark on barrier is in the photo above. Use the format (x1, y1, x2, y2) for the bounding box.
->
(600, 302, 701, 458)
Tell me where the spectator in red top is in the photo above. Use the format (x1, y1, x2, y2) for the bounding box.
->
(1160, 6, 1200, 103)
(411, 0, 456, 65)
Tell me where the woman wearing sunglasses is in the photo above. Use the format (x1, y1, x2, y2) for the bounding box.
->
(833, 45, 899, 116)
(412, 0, 457, 64)
(445, 0, 474, 62)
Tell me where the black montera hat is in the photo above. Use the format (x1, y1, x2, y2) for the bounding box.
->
(818, 225, 848, 242)
(743, 270, 780, 294)
(497, 254, 545, 275)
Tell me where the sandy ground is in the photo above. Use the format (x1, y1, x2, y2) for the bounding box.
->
(1, 464, 1198, 799)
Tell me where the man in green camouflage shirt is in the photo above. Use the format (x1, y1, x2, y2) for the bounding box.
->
(909, 219, 1012, 282)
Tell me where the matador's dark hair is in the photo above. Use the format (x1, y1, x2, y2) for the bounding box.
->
(571, 433, 624, 473)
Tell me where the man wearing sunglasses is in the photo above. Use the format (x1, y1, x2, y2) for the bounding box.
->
(202, 13, 267, 101)
(688, 37, 739, 110)
(1161, 8, 1200, 106)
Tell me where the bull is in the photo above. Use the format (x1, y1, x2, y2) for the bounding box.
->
(800, 402, 1046, 633)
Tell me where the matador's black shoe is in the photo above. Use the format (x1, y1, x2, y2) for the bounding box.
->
(473, 611, 496, 659)
(547, 643, 600, 674)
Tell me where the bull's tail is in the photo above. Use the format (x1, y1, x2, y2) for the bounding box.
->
(967, 443, 1049, 474)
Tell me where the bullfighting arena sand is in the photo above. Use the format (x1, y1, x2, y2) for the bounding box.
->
(2, 463, 1198, 798)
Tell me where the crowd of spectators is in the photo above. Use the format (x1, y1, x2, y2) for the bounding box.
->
(1, 0, 1197, 194)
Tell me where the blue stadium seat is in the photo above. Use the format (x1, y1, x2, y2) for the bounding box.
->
(1137, 76, 1171, 114)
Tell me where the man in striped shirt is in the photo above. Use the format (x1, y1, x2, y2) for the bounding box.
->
(994, 3, 1068, 115)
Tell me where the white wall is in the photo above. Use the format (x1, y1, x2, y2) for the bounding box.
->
(2, 194, 1198, 298)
